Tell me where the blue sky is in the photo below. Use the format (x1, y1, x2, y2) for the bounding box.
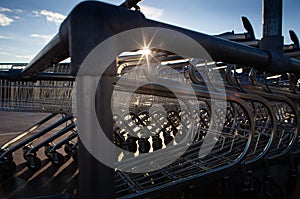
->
(0, 0, 299, 63)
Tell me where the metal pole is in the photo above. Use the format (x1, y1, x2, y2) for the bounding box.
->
(21, 33, 69, 78)
(260, 0, 287, 73)
(261, 0, 283, 52)
(262, 0, 282, 38)
(69, 2, 145, 198)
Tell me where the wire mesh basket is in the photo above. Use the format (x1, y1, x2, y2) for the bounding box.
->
(0, 64, 73, 113)
(113, 94, 254, 198)
(226, 66, 299, 160)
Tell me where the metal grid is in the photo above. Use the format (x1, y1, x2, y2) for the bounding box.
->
(0, 64, 73, 113)
(112, 93, 253, 198)
(225, 66, 298, 160)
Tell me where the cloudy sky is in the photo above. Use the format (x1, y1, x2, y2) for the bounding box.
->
(0, 0, 299, 63)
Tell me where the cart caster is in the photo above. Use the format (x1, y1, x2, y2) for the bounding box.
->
(44, 145, 52, 158)
(26, 155, 42, 171)
(64, 143, 73, 155)
(263, 176, 283, 199)
(152, 135, 162, 151)
(127, 137, 138, 153)
(240, 173, 261, 197)
(23, 146, 34, 159)
(163, 132, 173, 145)
(138, 138, 150, 153)
(0, 150, 13, 161)
(0, 159, 16, 176)
(50, 152, 64, 166)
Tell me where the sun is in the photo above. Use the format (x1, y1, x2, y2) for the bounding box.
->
(138, 47, 151, 55)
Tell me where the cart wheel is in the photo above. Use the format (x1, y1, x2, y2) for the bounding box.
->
(23, 146, 33, 159)
(263, 176, 283, 199)
(1, 154, 13, 162)
(252, 176, 261, 193)
(64, 143, 73, 155)
(26, 156, 42, 171)
(0, 160, 16, 176)
(50, 152, 64, 166)
(152, 135, 163, 151)
(163, 132, 173, 146)
(44, 145, 52, 158)
(0, 150, 13, 161)
(138, 138, 151, 153)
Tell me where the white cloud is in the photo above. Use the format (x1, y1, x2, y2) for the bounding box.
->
(30, 34, 53, 42)
(0, 7, 12, 12)
(0, 35, 12, 39)
(15, 9, 23, 14)
(16, 55, 34, 60)
(0, 13, 13, 26)
(0, 51, 10, 55)
(140, 5, 164, 20)
(0, 7, 22, 25)
(33, 10, 66, 25)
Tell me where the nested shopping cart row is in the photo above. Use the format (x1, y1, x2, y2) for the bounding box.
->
(0, 57, 299, 198)
(111, 57, 298, 198)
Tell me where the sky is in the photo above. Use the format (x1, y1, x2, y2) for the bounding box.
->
(0, 0, 299, 63)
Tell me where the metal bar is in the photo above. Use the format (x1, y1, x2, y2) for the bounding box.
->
(261, 0, 283, 53)
(0, 70, 75, 81)
(21, 22, 69, 78)
(50, 132, 78, 152)
(286, 51, 300, 58)
(33, 72, 75, 81)
(0, 71, 12, 78)
(0, 113, 57, 150)
(216, 32, 248, 41)
(262, 0, 282, 38)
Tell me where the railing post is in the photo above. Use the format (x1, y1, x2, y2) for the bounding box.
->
(67, 2, 145, 198)
(262, 0, 282, 38)
(260, 0, 287, 73)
